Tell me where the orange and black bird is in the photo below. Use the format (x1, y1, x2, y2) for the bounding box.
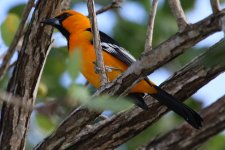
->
(42, 10, 203, 129)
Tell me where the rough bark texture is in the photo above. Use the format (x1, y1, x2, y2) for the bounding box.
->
(34, 10, 225, 150)
(0, 0, 35, 81)
(139, 95, 225, 150)
(34, 107, 100, 150)
(0, 0, 63, 149)
(63, 39, 225, 150)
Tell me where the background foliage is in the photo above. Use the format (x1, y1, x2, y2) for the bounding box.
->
(0, 0, 225, 149)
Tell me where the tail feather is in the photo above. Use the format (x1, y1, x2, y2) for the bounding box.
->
(128, 93, 149, 110)
(150, 85, 203, 129)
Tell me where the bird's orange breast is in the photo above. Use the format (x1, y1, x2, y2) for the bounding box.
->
(69, 33, 157, 94)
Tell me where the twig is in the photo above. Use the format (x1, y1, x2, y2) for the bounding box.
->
(8, 61, 17, 70)
(210, 0, 221, 13)
(0, 52, 6, 60)
(34, 10, 225, 150)
(168, 0, 188, 32)
(96, 0, 122, 15)
(144, 0, 158, 52)
(61, 0, 71, 10)
(87, 0, 108, 86)
(0, 0, 35, 81)
(57, 38, 225, 150)
(138, 95, 225, 150)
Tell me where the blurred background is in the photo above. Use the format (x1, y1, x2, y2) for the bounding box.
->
(0, 0, 225, 149)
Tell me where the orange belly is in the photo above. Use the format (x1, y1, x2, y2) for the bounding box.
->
(77, 45, 157, 94)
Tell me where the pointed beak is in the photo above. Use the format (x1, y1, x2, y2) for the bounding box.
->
(41, 18, 60, 26)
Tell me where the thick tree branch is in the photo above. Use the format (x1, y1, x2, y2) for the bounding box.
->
(168, 0, 188, 32)
(144, 0, 158, 52)
(0, 0, 63, 149)
(62, 39, 225, 150)
(0, 0, 35, 81)
(34, 10, 225, 150)
(139, 95, 225, 150)
(88, 0, 108, 86)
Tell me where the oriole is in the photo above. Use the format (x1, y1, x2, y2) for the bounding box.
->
(42, 10, 203, 129)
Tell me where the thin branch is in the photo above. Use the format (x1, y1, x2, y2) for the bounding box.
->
(144, 0, 158, 52)
(168, 0, 188, 32)
(8, 61, 17, 70)
(0, 0, 35, 81)
(34, 10, 225, 150)
(0, 52, 6, 60)
(211, 0, 221, 13)
(61, 0, 71, 10)
(59, 39, 225, 150)
(96, 0, 122, 15)
(139, 95, 225, 150)
(87, 0, 108, 86)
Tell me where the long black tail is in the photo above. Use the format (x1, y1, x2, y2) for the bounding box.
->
(150, 85, 203, 129)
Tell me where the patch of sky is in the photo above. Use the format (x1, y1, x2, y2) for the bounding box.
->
(60, 72, 73, 88)
(193, 72, 225, 107)
(60, 72, 86, 88)
(187, 0, 224, 48)
(149, 67, 172, 85)
(119, 1, 147, 24)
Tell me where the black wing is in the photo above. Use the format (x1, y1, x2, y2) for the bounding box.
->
(99, 30, 153, 86)
(99, 31, 136, 66)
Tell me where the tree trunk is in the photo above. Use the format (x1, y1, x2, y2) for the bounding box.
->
(0, 0, 63, 149)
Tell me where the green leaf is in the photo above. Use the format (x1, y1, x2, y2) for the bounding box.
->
(180, 0, 195, 10)
(37, 81, 48, 98)
(9, 4, 26, 19)
(200, 134, 225, 150)
(35, 114, 55, 133)
(87, 96, 133, 112)
(204, 39, 225, 67)
(66, 50, 81, 80)
(42, 47, 67, 97)
(68, 84, 90, 102)
(1, 13, 20, 46)
(67, 83, 132, 112)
